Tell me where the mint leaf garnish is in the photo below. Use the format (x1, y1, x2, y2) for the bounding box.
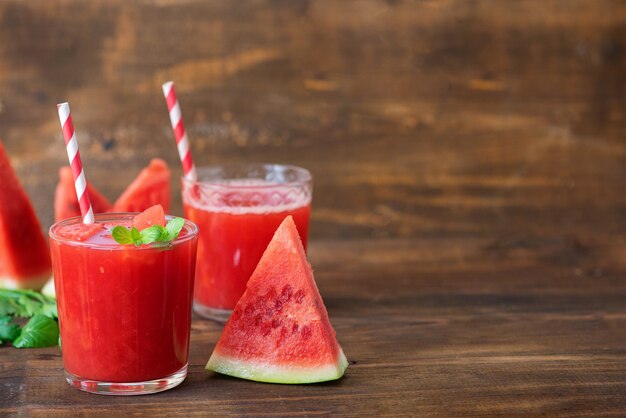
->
(140, 225, 167, 244)
(111, 218, 185, 246)
(39, 300, 58, 319)
(12, 314, 59, 348)
(0, 290, 59, 349)
(165, 218, 185, 240)
(130, 227, 142, 246)
(111, 226, 133, 245)
(0, 316, 21, 343)
(0, 289, 57, 318)
(112, 226, 146, 246)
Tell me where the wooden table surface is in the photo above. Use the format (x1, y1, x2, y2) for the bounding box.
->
(1, 0, 625, 416)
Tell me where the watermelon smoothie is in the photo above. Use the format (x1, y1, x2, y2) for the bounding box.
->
(49, 214, 198, 395)
(181, 164, 312, 322)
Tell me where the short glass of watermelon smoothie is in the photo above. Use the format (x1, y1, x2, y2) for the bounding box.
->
(49, 213, 198, 395)
(181, 164, 312, 322)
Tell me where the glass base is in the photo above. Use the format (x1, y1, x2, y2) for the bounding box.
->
(65, 364, 187, 395)
(193, 301, 232, 322)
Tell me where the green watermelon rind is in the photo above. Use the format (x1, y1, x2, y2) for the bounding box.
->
(206, 348, 349, 384)
(41, 276, 56, 298)
(0, 272, 50, 291)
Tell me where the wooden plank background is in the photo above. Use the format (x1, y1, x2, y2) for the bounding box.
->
(0, 0, 623, 240)
(0, 0, 625, 416)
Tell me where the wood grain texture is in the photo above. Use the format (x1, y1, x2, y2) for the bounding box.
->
(0, 0, 624, 240)
(0, 0, 625, 416)
(1, 238, 626, 416)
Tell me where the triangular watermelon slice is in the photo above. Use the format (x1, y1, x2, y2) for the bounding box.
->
(113, 159, 170, 213)
(54, 167, 113, 222)
(0, 141, 52, 289)
(206, 216, 348, 384)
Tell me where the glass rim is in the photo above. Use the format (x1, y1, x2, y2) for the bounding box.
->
(181, 163, 312, 190)
(49, 212, 198, 250)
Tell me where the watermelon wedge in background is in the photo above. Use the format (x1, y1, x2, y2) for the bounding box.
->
(53, 158, 171, 221)
(54, 167, 113, 222)
(44, 159, 172, 297)
(206, 216, 348, 384)
(113, 159, 170, 213)
(0, 141, 52, 290)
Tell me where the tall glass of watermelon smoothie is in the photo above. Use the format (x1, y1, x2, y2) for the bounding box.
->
(181, 164, 312, 322)
(49, 213, 198, 395)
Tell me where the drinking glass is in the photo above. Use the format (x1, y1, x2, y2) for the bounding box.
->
(181, 164, 312, 322)
(49, 213, 198, 395)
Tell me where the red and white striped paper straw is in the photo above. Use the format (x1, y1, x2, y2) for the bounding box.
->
(57, 102, 94, 224)
(162, 81, 197, 182)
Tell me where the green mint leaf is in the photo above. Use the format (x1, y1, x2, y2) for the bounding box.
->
(130, 227, 143, 246)
(112, 226, 146, 246)
(140, 225, 167, 244)
(0, 289, 57, 319)
(0, 295, 22, 317)
(165, 218, 185, 240)
(0, 289, 38, 316)
(20, 291, 56, 318)
(39, 301, 58, 319)
(12, 314, 59, 348)
(0, 316, 21, 343)
(111, 226, 133, 245)
(110, 218, 185, 247)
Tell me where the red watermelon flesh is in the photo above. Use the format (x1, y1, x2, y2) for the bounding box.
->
(113, 159, 170, 213)
(0, 141, 52, 289)
(54, 167, 113, 222)
(55, 223, 104, 241)
(133, 204, 166, 230)
(206, 216, 348, 384)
